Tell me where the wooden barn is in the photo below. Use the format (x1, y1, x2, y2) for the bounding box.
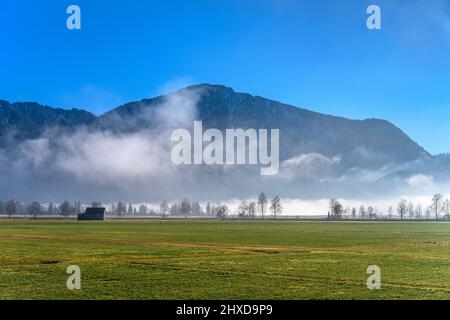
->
(78, 207, 106, 221)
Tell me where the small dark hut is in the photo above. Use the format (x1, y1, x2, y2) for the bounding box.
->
(78, 207, 105, 221)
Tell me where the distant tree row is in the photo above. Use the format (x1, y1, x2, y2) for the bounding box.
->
(165, 199, 229, 218)
(328, 194, 450, 221)
(236, 193, 283, 220)
(0, 200, 82, 218)
(107, 200, 231, 218)
(2, 194, 449, 221)
(108, 194, 283, 220)
(110, 201, 159, 216)
(398, 194, 450, 221)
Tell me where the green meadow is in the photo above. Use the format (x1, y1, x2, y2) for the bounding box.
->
(0, 220, 450, 300)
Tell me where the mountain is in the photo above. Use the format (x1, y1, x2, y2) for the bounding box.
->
(96, 84, 430, 170)
(0, 99, 96, 145)
(0, 84, 438, 201)
(0, 85, 430, 168)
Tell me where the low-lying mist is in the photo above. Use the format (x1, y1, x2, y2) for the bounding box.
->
(1, 86, 449, 214)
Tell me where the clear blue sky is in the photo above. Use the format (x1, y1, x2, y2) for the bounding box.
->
(1, 0, 450, 154)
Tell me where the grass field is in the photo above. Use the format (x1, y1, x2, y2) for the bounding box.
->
(0, 219, 450, 300)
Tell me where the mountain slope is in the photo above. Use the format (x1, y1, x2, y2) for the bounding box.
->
(97, 84, 429, 169)
(0, 85, 429, 169)
(0, 85, 438, 200)
(0, 100, 96, 144)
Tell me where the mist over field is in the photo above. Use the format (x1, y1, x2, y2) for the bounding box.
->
(1, 85, 450, 212)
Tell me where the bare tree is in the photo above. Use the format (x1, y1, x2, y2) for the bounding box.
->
(117, 201, 127, 216)
(257, 193, 267, 220)
(248, 201, 256, 219)
(431, 194, 443, 221)
(215, 203, 229, 219)
(179, 198, 192, 218)
(329, 199, 343, 220)
(160, 201, 169, 218)
(27, 202, 42, 219)
(237, 200, 248, 219)
(59, 201, 76, 217)
(359, 205, 366, 219)
(5, 200, 17, 219)
(192, 202, 202, 216)
(397, 199, 408, 221)
(407, 202, 414, 220)
(270, 196, 283, 220)
(169, 203, 179, 215)
(415, 204, 423, 220)
(425, 207, 432, 220)
(367, 206, 375, 219)
(443, 199, 450, 219)
(344, 206, 351, 217)
(47, 202, 55, 215)
(388, 206, 393, 220)
(75, 201, 82, 214)
(139, 204, 148, 215)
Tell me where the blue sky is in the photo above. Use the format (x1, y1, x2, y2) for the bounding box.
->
(1, 0, 450, 154)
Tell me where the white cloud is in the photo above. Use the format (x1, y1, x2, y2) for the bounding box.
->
(53, 129, 172, 184)
(5, 87, 203, 188)
(155, 85, 200, 128)
(406, 174, 434, 188)
(278, 153, 341, 180)
(283, 153, 341, 167)
(154, 76, 196, 96)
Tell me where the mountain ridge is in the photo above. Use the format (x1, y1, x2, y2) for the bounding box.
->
(0, 84, 416, 125)
(0, 84, 430, 168)
(1, 84, 446, 201)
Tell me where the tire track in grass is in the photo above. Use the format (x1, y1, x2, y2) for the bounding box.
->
(2, 235, 449, 296)
(0, 233, 312, 254)
(1, 233, 450, 259)
(148, 264, 450, 295)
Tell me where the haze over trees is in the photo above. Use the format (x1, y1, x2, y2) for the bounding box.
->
(397, 199, 408, 221)
(2, 84, 444, 203)
(59, 201, 76, 217)
(179, 199, 192, 219)
(27, 202, 42, 219)
(237, 200, 248, 219)
(248, 202, 257, 218)
(5, 200, 17, 218)
(258, 192, 267, 220)
(0, 193, 449, 221)
(329, 199, 343, 220)
(431, 194, 443, 221)
(270, 196, 283, 220)
(160, 201, 169, 218)
(214, 204, 229, 219)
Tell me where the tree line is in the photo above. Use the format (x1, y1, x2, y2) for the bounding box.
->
(235, 193, 283, 220)
(0, 193, 283, 220)
(2, 193, 449, 221)
(0, 200, 82, 218)
(328, 194, 450, 221)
